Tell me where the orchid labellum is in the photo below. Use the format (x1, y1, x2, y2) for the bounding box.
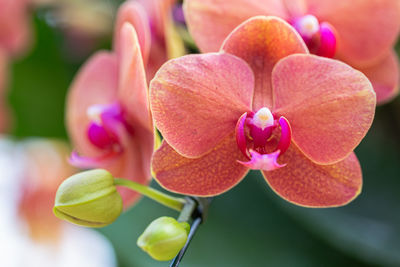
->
(184, 0, 400, 103)
(66, 2, 154, 208)
(150, 17, 376, 207)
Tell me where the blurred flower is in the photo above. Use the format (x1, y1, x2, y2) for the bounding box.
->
(32, 0, 116, 60)
(137, 216, 189, 261)
(0, 0, 32, 58)
(67, 2, 154, 208)
(150, 17, 376, 207)
(115, 0, 186, 82)
(0, 138, 117, 267)
(184, 0, 400, 104)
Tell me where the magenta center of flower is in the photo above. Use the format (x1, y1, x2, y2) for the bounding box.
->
(86, 103, 132, 151)
(235, 107, 292, 171)
(69, 102, 135, 169)
(292, 14, 337, 58)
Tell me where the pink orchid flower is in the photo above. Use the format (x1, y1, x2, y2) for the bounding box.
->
(66, 3, 154, 208)
(150, 17, 376, 207)
(0, 0, 32, 57)
(115, 0, 185, 81)
(184, 0, 400, 104)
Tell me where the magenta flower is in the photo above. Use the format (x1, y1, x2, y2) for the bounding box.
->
(150, 17, 376, 207)
(184, 0, 400, 104)
(66, 3, 154, 208)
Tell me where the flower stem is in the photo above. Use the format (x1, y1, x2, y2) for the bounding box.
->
(114, 178, 186, 212)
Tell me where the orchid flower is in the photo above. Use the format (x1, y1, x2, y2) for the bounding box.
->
(66, 2, 154, 208)
(115, 0, 185, 81)
(0, 0, 32, 57)
(184, 0, 400, 104)
(150, 17, 376, 207)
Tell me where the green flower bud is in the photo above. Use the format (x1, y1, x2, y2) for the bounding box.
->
(53, 169, 123, 228)
(137, 216, 190, 261)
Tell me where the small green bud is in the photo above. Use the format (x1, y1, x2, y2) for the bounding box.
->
(137, 216, 190, 261)
(53, 169, 123, 228)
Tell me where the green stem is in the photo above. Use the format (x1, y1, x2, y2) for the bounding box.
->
(114, 178, 186, 212)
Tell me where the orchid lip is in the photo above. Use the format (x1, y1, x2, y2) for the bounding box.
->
(69, 149, 122, 169)
(85, 102, 131, 150)
(237, 149, 285, 171)
(235, 107, 292, 171)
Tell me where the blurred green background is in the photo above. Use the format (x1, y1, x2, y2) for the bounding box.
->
(7, 10, 400, 267)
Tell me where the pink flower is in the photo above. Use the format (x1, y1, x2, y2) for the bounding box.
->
(184, 0, 400, 104)
(66, 2, 154, 208)
(150, 17, 376, 207)
(0, 0, 32, 57)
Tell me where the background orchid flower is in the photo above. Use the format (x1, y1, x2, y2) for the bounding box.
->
(0, 138, 117, 267)
(0, 0, 32, 58)
(184, 0, 400, 104)
(150, 17, 376, 207)
(66, 3, 154, 208)
(115, 0, 185, 82)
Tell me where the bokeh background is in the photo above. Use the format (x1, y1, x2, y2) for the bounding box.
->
(2, 1, 400, 266)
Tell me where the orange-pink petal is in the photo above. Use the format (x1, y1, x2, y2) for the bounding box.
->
(221, 16, 308, 110)
(262, 143, 362, 207)
(109, 126, 153, 208)
(66, 52, 119, 157)
(150, 53, 254, 158)
(359, 50, 399, 105)
(151, 134, 249, 196)
(303, 0, 400, 66)
(114, 0, 151, 66)
(272, 54, 376, 164)
(117, 23, 152, 132)
(184, 0, 288, 52)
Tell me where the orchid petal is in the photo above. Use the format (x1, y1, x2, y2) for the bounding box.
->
(221, 16, 308, 110)
(262, 143, 362, 207)
(114, 0, 151, 65)
(359, 50, 399, 105)
(184, 0, 289, 52)
(117, 23, 152, 132)
(151, 134, 249, 196)
(150, 53, 254, 158)
(272, 54, 376, 164)
(66, 52, 119, 157)
(238, 150, 284, 171)
(303, 0, 400, 66)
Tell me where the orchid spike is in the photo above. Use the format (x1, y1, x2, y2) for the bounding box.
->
(150, 17, 376, 207)
(184, 0, 400, 104)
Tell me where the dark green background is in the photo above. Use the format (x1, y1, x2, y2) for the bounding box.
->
(7, 12, 400, 267)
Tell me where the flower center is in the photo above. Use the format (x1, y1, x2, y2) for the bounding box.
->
(235, 107, 291, 171)
(292, 14, 337, 58)
(86, 103, 132, 151)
